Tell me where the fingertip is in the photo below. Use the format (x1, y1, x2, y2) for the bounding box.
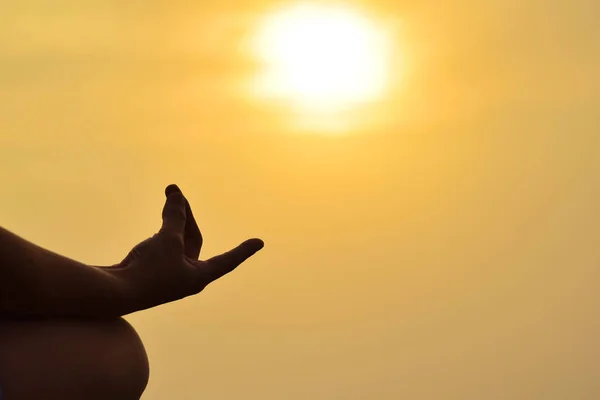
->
(245, 238, 265, 252)
(165, 187, 185, 207)
(165, 184, 182, 197)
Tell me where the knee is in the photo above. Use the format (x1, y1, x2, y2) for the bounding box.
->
(0, 317, 150, 400)
(98, 318, 150, 398)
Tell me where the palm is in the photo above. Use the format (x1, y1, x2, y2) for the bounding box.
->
(116, 185, 264, 314)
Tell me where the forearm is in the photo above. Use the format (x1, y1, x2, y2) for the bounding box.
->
(0, 226, 126, 319)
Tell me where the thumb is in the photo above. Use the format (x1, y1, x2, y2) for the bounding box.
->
(160, 185, 186, 235)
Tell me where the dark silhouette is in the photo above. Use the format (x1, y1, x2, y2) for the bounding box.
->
(0, 184, 264, 399)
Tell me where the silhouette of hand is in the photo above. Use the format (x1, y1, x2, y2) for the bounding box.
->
(112, 184, 264, 314)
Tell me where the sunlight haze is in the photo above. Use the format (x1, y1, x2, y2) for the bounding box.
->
(252, 3, 391, 117)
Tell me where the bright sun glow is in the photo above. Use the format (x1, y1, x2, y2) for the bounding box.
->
(253, 3, 390, 114)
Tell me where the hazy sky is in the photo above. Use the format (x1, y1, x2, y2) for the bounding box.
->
(1, 1, 599, 399)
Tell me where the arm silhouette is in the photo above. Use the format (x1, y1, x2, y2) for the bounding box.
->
(0, 184, 264, 319)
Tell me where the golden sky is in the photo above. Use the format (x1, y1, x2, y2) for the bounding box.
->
(1, 1, 600, 399)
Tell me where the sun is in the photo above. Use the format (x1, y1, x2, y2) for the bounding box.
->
(252, 3, 390, 114)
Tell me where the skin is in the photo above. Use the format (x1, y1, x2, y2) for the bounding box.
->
(0, 318, 149, 400)
(0, 185, 264, 399)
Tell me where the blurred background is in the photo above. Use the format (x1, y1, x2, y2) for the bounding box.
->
(1, 1, 599, 399)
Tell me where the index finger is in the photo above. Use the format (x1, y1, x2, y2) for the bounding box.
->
(198, 238, 264, 285)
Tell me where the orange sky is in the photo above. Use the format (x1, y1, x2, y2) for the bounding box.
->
(1, 1, 599, 399)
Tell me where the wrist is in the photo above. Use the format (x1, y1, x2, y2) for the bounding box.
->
(100, 263, 142, 317)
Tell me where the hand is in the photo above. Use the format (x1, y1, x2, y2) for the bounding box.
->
(111, 184, 264, 315)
